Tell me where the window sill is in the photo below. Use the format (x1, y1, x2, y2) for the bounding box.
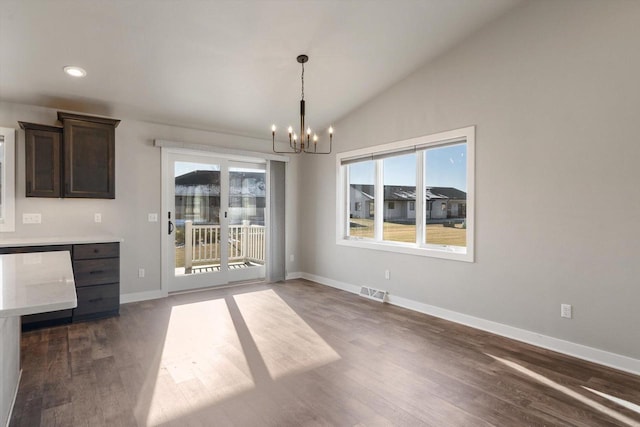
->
(336, 238, 473, 262)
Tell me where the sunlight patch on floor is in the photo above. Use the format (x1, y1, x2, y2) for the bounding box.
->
(486, 354, 640, 427)
(233, 289, 341, 380)
(583, 386, 640, 416)
(146, 299, 255, 426)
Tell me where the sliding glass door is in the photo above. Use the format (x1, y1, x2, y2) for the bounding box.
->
(164, 152, 266, 293)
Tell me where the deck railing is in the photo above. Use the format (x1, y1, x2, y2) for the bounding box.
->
(184, 220, 265, 272)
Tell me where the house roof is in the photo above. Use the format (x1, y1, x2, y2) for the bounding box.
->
(427, 187, 467, 200)
(351, 185, 375, 200)
(175, 170, 266, 197)
(175, 170, 220, 186)
(350, 184, 466, 201)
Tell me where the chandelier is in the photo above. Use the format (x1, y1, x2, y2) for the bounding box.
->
(271, 54, 333, 154)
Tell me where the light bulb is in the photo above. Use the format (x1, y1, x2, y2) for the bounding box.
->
(313, 134, 318, 143)
(329, 126, 334, 134)
(271, 124, 276, 132)
(293, 133, 297, 141)
(307, 127, 311, 135)
(288, 126, 293, 134)
(63, 66, 87, 78)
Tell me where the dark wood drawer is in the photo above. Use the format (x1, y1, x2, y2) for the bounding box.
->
(73, 242, 119, 260)
(73, 258, 119, 287)
(73, 283, 119, 321)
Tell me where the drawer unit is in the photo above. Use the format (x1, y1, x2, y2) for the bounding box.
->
(73, 258, 119, 287)
(71, 242, 120, 322)
(74, 242, 119, 260)
(0, 241, 120, 329)
(73, 283, 119, 321)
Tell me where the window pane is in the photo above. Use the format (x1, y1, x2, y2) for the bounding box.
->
(348, 161, 375, 238)
(424, 143, 467, 247)
(228, 165, 266, 268)
(174, 162, 220, 275)
(383, 153, 416, 243)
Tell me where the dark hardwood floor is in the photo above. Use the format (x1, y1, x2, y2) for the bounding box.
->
(10, 279, 640, 426)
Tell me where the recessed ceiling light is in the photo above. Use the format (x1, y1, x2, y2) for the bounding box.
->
(63, 66, 87, 78)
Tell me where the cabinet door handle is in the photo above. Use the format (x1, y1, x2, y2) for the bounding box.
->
(89, 270, 104, 275)
(88, 297, 103, 303)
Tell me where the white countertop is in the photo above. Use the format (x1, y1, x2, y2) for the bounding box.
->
(0, 251, 77, 317)
(0, 235, 123, 248)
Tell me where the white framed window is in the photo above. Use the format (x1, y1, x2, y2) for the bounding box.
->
(336, 126, 474, 262)
(0, 127, 16, 232)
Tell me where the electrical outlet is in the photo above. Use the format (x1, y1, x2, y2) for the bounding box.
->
(561, 304, 572, 319)
(94, 213, 102, 223)
(138, 268, 145, 278)
(148, 213, 158, 222)
(22, 213, 42, 224)
(384, 269, 390, 280)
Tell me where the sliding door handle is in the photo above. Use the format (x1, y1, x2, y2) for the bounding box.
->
(168, 220, 174, 235)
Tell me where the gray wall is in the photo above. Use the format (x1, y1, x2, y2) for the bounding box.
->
(299, 0, 640, 360)
(0, 101, 300, 297)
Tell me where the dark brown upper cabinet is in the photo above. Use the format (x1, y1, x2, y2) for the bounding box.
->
(19, 113, 120, 199)
(18, 122, 63, 198)
(58, 112, 120, 199)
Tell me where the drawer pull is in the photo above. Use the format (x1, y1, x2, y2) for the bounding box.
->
(88, 297, 103, 303)
(89, 270, 104, 275)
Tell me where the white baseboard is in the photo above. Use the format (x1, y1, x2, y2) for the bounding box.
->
(120, 290, 167, 304)
(286, 271, 303, 280)
(300, 272, 640, 376)
(301, 273, 360, 293)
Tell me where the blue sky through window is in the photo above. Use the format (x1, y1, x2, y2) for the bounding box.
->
(349, 143, 466, 192)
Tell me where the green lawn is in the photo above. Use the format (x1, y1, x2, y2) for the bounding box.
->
(349, 218, 466, 247)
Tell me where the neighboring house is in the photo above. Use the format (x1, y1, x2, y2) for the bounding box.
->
(350, 184, 466, 223)
(425, 186, 467, 221)
(350, 184, 375, 219)
(175, 170, 266, 225)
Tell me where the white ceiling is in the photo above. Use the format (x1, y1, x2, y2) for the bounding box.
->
(0, 0, 521, 140)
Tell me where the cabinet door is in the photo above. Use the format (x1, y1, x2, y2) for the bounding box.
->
(63, 118, 116, 198)
(20, 123, 62, 197)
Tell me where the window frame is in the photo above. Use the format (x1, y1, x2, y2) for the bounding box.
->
(336, 126, 475, 262)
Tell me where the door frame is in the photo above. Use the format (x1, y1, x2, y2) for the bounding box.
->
(160, 147, 277, 295)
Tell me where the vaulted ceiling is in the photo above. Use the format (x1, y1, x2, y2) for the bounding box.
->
(0, 0, 521, 139)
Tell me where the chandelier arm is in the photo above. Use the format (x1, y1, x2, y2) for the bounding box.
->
(303, 133, 332, 154)
(273, 133, 302, 153)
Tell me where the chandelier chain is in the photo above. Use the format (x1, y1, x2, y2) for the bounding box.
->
(301, 62, 305, 100)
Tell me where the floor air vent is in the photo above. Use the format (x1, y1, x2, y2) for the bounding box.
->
(359, 286, 388, 303)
